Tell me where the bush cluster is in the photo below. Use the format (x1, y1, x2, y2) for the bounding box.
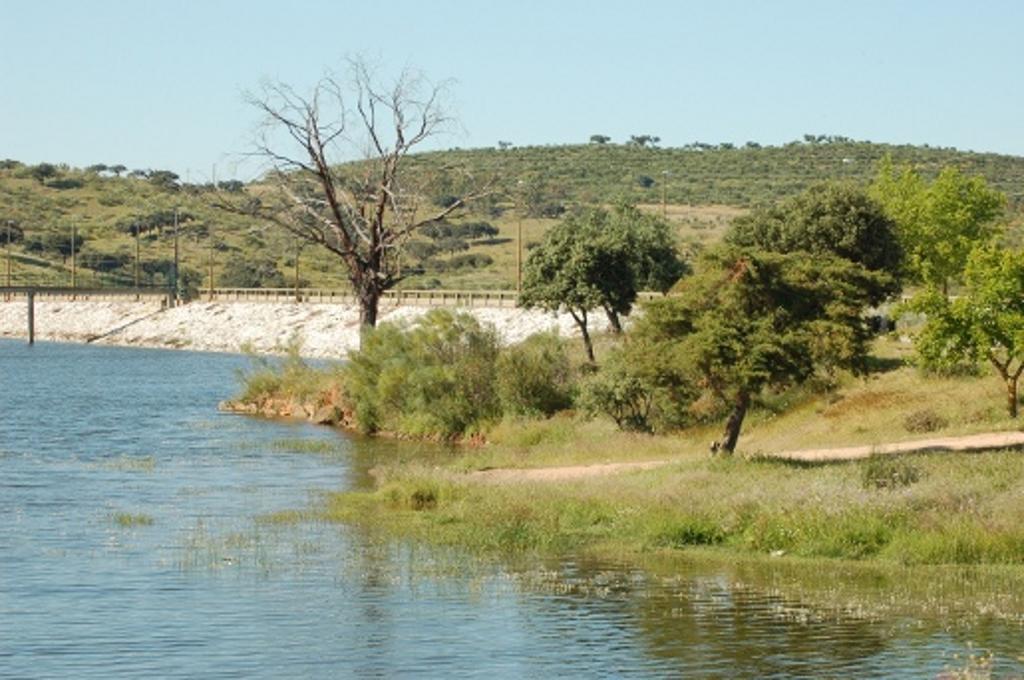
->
(343, 311, 575, 439)
(903, 408, 949, 434)
(861, 454, 922, 490)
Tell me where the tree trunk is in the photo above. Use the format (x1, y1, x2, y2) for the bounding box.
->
(1008, 375, 1019, 418)
(357, 283, 380, 330)
(720, 390, 751, 455)
(603, 304, 623, 334)
(990, 356, 1023, 419)
(570, 309, 595, 363)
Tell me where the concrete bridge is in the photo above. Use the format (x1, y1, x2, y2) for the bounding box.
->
(0, 287, 172, 344)
(0, 286, 664, 350)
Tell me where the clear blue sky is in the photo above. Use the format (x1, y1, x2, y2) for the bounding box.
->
(3, 0, 1022, 180)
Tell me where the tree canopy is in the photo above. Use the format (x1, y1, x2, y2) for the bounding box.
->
(871, 157, 1005, 294)
(726, 182, 902, 304)
(638, 246, 886, 452)
(910, 245, 1024, 417)
(519, 204, 685, 361)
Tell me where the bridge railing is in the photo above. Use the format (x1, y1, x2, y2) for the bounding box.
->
(0, 286, 666, 308)
(206, 288, 525, 307)
(0, 286, 172, 303)
(207, 288, 664, 307)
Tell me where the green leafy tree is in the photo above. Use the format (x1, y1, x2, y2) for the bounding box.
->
(598, 204, 687, 332)
(910, 246, 1024, 417)
(218, 255, 287, 288)
(520, 211, 630, 362)
(148, 170, 180, 192)
(640, 246, 886, 453)
(618, 204, 689, 294)
(29, 163, 59, 185)
(25, 230, 87, 264)
(871, 157, 1005, 295)
(519, 204, 684, 359)
(727, 182, 902, 304)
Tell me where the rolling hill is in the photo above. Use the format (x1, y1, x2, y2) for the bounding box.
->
(1, 138, 1021, 291)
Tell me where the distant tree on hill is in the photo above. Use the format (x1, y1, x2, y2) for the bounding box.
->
(219, 254, 287, 288)
(589, 134, 611, 145)
(148, 170, 180, 192)
(109, 164, 127, 176)
(79, 249, 130, 273)
(418, 221, 499, 257)
(30, 163, 58, 184)
(2, 219, 23, 244)
(498, 140, 513, 150)
(24, 230, 87, 264)
(627, 135, 660, 148)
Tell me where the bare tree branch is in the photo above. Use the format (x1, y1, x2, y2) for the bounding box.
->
(215, 57, 491, 328)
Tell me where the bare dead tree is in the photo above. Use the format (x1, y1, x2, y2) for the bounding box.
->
(224, 59, 489, 328)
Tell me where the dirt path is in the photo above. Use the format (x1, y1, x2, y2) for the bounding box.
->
(469, 430, 1024, 483)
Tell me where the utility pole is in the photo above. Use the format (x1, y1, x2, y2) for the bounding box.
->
(71, 221, 77, 293)
(515, 179, 525, 294)
(172, 207, 180, 305)
(5, 221, 12, 299)
(517, 211, 523, 293)
(294, 238, 301, 302)
(209, 165, 217, 301)
(208, 233, 215, 301)
(134, 222, 140, 289)
(661, 170, 671, 218)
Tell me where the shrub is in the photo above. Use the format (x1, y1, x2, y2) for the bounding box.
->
(47, 177, 85, 190)
(343, 310, 502, 438)
(578, 361, 655, 432)
(903, 408, 948, 434)
(496, 332, 575, 417)
(861, 454, 922, 490)
(236, 336, 327, 403)
(219, 255, 286, 288)
(577, 340, 696, 433)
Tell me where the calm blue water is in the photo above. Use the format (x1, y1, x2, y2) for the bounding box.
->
(1, 339, 1022, 678)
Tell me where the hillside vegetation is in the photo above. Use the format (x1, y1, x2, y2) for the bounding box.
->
(2, 138, 1022, 290)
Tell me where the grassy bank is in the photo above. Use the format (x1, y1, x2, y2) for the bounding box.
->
(272, 443, 1024, 567)
(244, 329, 1024, 568)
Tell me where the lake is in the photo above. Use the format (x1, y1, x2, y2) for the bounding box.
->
(2, 339, 1022, 677)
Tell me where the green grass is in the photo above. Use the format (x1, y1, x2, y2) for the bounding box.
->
(296, 447, 1024, 566)
(110, 511, 154, 527)
(270, 438, 342, 455)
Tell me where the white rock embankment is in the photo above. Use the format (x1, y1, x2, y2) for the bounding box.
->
(0, 299, 594, 358)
